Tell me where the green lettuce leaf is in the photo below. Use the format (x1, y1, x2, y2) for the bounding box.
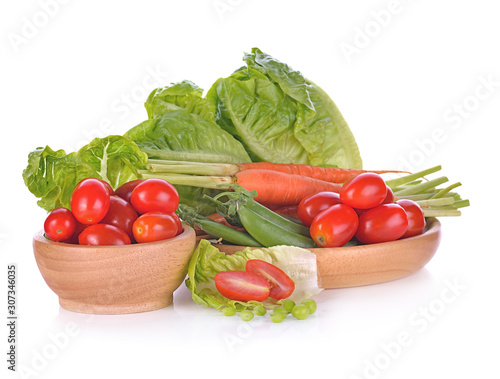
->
(125, 81, 251, 165)
(144, 80, 217, 123)
(186, 239, 322, 311)
(22, 135, 148, 211)
(206, 47, 363, 169)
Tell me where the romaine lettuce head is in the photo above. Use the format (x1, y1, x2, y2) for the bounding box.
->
(125, 80, 251, 165)
(144, 79, 217, 123)
(206, 47, 363, 169)
(186, 239, 322, 311)
(22, 135, 148, 211)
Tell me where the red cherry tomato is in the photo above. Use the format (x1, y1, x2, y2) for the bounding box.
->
(245, 259, 295, 300)
(97, 179, 114, 196)
(340, 173, 388, 209)
(170, 212, 183, 236)
(309, 204, 359, 247)
(297, 191, 342, 227)
(44, 208, 77, 242)
(70, 178, 111, 224)
(114, 179, 145, 203)
(396, 199, 426, 238)
(355, 203, 409, 244)
(100, 196, 139, 241)
(78, 224, 131, 245)
(64, 221, 88, 244)
(382, 186, 394, 204)
(130, 179, 179, 214)
(132, 211, 179, 243)
(214, 271, 270, 302)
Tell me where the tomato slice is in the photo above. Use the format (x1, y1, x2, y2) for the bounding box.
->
(214, 271, 270, 302)
(245, 259, 295, 300)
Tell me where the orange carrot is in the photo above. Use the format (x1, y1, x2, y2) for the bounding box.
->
(235, 169, 342, 205)
(237, 162, 407, 183)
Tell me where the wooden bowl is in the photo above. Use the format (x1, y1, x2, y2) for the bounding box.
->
(208, 218, 441, 289)
(33, 225, 196, 314)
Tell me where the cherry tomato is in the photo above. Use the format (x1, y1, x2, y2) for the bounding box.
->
(246, 259, 295, 300)
(130, 179, 179, 214)
(132, 211, 179, 243)
(297, 191, 342, 227)
(309, 204, 359, 247)
(170, 212, 183, 236)
(44, 208, 77, 242)
(340, 173, 388, 209)
(114, 179, 145, 203)
(97, 179, 114, 196)
(70, 178, 111, 224)
(64, 221, 88, 244)
(214, 271, 270, 302)
(78, 224, 131, 245)
(355, 203, 409, 244)
(382, 186, 394, 204)
(396, 199, 426, 238)
(100, 196, 139, 241)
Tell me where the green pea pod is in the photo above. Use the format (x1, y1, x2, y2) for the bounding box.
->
(177, 203, 262, 247)
(194, 216, 263, 247)
(244, 199, 311, 237)
(237, 207, 317, 248)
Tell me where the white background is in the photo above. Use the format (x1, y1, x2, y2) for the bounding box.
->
(1, 0, 499, 378)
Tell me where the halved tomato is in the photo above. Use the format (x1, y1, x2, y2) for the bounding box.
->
(245, 259, 295, 300)
(214, 271, 270, 302)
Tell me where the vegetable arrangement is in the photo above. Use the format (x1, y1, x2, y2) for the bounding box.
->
(179, 165, 468, 249)
(24, 47, 470, 322)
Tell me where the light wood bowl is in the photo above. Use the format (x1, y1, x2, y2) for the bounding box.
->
(207, 218, 441, 289)
(33, 225, 196, 314)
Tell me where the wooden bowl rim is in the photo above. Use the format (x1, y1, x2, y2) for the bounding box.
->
(33, 224, 195, 251)
(206, 217, 441, 253)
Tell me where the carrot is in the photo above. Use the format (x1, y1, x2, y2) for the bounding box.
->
(237, 162, 407, 183)
(140, 169, 343, 205)
(145, 159, 407, 183)
(235, 169, 342, 205)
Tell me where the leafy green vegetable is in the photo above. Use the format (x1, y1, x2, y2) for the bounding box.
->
(22, 135, 148, 211)
(186, 239, 322, 312)
(125, 81, 251, 165)
(145, 80, 217, 123)
(206, 47, 363, 169)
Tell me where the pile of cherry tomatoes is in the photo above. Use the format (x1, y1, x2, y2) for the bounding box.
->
(43, 178, 182, 245)
(298, 173, 426, 247)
